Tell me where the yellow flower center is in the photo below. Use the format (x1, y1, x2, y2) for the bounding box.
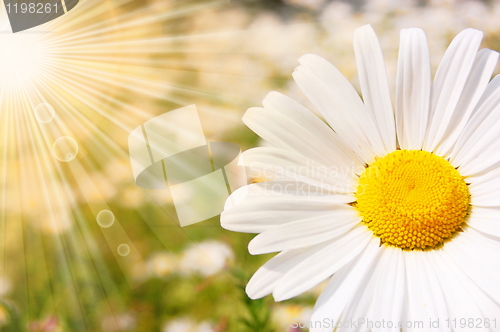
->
(354, 150, 470, 250)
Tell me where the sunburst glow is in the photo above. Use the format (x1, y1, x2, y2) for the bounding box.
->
(0, 0, 251, 329)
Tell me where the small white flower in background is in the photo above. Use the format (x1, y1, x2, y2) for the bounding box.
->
(0, 275, 12, 297)
(147, 252, 178, 278)
(180, 240, 233, 277)
(0, 305, 9, 327)
(39, 206, 73, 235)
(162, 317, 214, 332)
(121, 186, 145, 209)
(284, 0, 327, 11)
(79, 173, 117, 203)
(29, 316, 63, 332)
(101, 313, 136, 332)
(273, 304, 313, 332)
(222, 24, 500, 330)
(105, 158, 136, 185)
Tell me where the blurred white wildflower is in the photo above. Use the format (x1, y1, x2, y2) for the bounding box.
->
(121, 186, 145, 209)
(146, 187, 174, 206)
(105, 158, 136, 186)
(320, 1, 353, 23)
(0, 276, 12, 297)
(101, 313, 136, 332)
(130, 259, 150, 283)
(147, 252, 178, 278)
(273, 304, 312, 332)
(363, 0, 416, 12)
(38, 206, 73, 235)
(179, 240, 233, 277)
(0, 305, 8, 327)
(29, 316, 62, 332)
(162, 317, 214, 332)
(283, 0, 327, 11)
(78, 172, 117, 203)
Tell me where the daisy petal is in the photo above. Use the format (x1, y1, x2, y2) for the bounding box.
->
(244, 106, 352, 168)
(338, 246, 405, 332)
(467, 163, 500, 189)
(424, 28, 483, 152)
(309, 238, 381, 332)
(459, 283, 500, 331)
(450, 75, 500, 174)
(354, 24, 396, 154)
(222, 182, 354, 233)
(459, 139, 500, 177)
(435, 48, 499, 156)
(272, 227, 372, 301)
(246, 91, 362, 168)
(403, 252, 450, 331)
(370, 247, 405, 332)
(430, 251, 486, 331)
(445, 229, 500, 306)
(293, 54, 385, 163)
(467, 206, 500, 237)
(396, 28, 431, 150)
(240, 147, 356, 193)
(468, 168, 500, 207)
(246, 243, 330, 299)
(469, 73, 500, 118)
(248, 208, 360, 255)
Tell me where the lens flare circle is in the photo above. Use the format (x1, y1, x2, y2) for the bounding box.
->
(117, 244, 130, 257)
(34, 103, 56, 123)
(96, 210, 115, 228)
(52, 136, 79, 162)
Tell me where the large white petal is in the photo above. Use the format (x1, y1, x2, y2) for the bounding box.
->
(354, 24, 396, 154)
(430, 251, 487, 332)
(293, 54, 385, 164)
(309, 239, 381, 332)
(338, 281, 373, 332)
(423, 29, 483, 152)
(240, 147, 357, 194)
(244, 106, 355, 168)
(449, 75, 500, 175)
(246, 242, 330, 299)
(272, 227, 373, 301)
(222, 181, 354, 233)
(337, 246, 405, 332)
(249, 91, 363, 168)
(370, 247, 406, 332)
(248, 208, 360, 255)
(454, 137, 500, 177)
(445, 228, 500, 306)
(403, 251, 450, 332)
(396, 28, 431, 150)
(468, 169, 500, 207)
(434, 49, 499, 156)
(459, 282, 500, 331)
(467, 206, 500, 237)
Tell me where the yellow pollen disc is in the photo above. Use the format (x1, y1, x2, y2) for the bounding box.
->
(355, 150, 470, 250)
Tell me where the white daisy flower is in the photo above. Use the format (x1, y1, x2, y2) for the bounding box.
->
(162, 317, 214, 332)
(221, 25, 500, 331)
(179, 240, 233, 277)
